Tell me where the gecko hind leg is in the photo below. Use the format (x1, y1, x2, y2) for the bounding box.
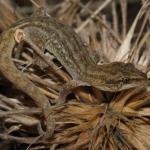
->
(56, 80, 89, 105)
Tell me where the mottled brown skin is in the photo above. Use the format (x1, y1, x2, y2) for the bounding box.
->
(82, 62, 148, 91)
(0, 16, 148, 136)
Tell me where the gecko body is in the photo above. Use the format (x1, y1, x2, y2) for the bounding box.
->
(11, 17, 147, 91)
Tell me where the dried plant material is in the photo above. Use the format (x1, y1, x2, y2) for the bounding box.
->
(0, 0, 23, 30)
(115, 0, 150, 62)
(0, 0, 150, 150)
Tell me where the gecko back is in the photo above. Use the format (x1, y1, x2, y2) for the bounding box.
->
(11, 17, 97, 79)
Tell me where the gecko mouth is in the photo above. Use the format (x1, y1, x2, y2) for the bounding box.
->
(116, 79, 148, 91)
(99, 78, 148, 92)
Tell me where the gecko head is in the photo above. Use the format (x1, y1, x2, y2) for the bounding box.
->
(90, 62, 148, 92)
(105, 63, 148, 91)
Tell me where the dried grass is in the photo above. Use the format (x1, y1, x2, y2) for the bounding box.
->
(0, 0, 150, 149)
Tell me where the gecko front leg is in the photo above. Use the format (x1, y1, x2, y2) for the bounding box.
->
(56, 80, 90, 105)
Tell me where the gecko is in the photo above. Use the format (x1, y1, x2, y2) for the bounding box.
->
(0, 16, 148, 137)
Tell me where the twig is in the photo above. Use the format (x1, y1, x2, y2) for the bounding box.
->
(30, 0, 40, 8)
(111, 0, 119, 35)
(120, 0, 127, 39)
(38, 87, 58, 99)
(25, 73, 60, 90)
(0, 133, 45, 144)
(134, 32, 149, 65)
(100, 15, 107, 63)
(0, 94, 20, 109)
(129, 12, 149, 62)
(12, 58, 30, 65)
(0, 108, 41, 117)
(77, 1, 122, 44)
(76, 0, 112, 33)
(114, 1, 150, 61)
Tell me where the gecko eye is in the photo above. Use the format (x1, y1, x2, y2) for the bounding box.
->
(122, 78, 129, 83)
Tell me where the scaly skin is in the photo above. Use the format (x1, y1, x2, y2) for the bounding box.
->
(11, 17, 148, 91)
(0, 16, 148, 136)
